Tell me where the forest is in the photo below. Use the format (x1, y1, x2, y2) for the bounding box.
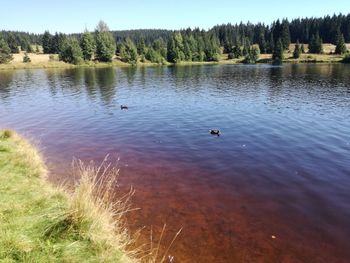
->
(0, 13, 349, 65)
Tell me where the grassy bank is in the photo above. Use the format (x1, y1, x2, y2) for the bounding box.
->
(0, 130, 137, 262)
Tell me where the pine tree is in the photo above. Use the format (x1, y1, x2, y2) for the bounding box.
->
(243, 46, 260, 64)
(137, 37, 146, 56)
(23, 52, 31, 63)
(267, 33, 275, 53)
(272, 38, 284, 64)
(152, 37, 167, 58)
(120, 38, 138, 65)
(42, 31, 52, 54)
(232, 46, 242, 58)
(258, 32, 267, 54)
(204, 35, 220, 61)
(166, 37, 177, 63)
(293, 40, 301, 58)
(95, 21, 116, 62)
(0, 38, 13, 64)
(145, 47, 164, 64)
(300, 44, 305, 53)
(50, 33, 66, 54)
(183, 37, 192, 61)
(167, 32, 185, 63)
(80, 31, 96, 60)
(7, 33, 19, 53)
(59, 37, 83, 64)
(19, 37, 33, 53)
(335, 33, 347, 54)
(242, 38, 250, 56)
(309, 34, 323, 54)
(281, 19, 291, 50)
(51, 33, 60, 53)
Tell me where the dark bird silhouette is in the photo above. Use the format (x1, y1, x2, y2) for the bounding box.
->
(120, 105, 128, 110)
(209, 129, 220, 136)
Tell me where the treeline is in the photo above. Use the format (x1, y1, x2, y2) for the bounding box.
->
(39, 22, 223, 65)
(0, 31, 40, 53)
(211, 13, 350, 49)
(1, 13, 350, 65)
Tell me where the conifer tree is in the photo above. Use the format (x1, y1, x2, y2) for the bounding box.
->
(232, 45, 242, 58)
(59, 37, 83, 64)
(293, 40, 301, 58)
(243, 46, 260, 64)
(23, 52, 31, 63)
(281, 19, 291, 49)
(272, 38, 284, 64)
(308, 34, 323, 54)
(166, 37, 177, 63)
(258, 33, 267, 54)
(7, 33, 19, 53)
(0, 38, 13, 63)
(152, 37, 167, 58)
(42, 31, 52, 54)
(167, 32, 185, 63)
(335, 33, 347, 54)
(95, 21, 116, 62)
(80, 31, 96, 60)
(242, 38, 250, 56)
(267, 33, 275, 53)
(137, 37, 146, 56)
(120, 38, 138, 65)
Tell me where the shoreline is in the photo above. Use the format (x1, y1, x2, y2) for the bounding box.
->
(0, 53, 346, 71)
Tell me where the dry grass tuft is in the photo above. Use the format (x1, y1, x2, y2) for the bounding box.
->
(44, 156, 139, 262)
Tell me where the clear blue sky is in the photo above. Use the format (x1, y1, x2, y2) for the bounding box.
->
(1, 0, 349, 33)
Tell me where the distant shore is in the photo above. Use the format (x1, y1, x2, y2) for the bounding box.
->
(0, 47, 348, 71)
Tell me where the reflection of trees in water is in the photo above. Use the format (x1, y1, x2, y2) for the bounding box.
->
(95, 67, 117, 105)
(268, 66, 284, 86)
(46, 68, 84, 95)
(45, 67, 118, 105)
(83, 68, 97, 98)
(120, 67, 137, 84)
(171, 65, 204, 88)
(46, 69, 59, 95)
(0, 71, 15, 100)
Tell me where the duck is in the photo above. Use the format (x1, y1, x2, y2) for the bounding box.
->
(209, 129, 220, 136)
(120, 105, 128, 110)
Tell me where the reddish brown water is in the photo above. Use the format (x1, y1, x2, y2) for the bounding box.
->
(1, 65, 350, 262)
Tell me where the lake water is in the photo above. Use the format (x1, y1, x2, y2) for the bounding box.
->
(0, 64, 350, 262)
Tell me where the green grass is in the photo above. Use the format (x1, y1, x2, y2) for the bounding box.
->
(0, 130, 138, 263)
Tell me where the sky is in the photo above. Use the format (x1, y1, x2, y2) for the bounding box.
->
(1, 0, 350, 33)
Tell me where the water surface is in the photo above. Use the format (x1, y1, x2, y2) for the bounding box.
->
(1, 64, 350, 262)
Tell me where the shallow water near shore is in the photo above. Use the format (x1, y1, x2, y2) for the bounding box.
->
(1, 64, 350, 262)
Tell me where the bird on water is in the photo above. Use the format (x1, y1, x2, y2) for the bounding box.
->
(209, 129, 220, 136)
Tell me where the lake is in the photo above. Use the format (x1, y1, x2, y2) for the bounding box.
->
(1, 64, 350, 262)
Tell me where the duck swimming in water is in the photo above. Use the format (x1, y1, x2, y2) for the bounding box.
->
(209, 129, 220, 136)
(120, 105, 128, 110)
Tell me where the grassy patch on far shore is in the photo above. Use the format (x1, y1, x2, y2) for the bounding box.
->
(0, 130, 138, 262)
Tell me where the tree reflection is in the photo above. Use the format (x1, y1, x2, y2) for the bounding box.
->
(0, 70, 15, 100)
